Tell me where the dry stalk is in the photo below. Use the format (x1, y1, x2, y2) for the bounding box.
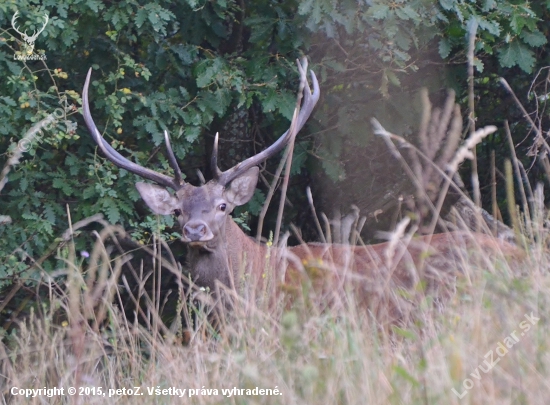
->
(273, 57, 309, 246)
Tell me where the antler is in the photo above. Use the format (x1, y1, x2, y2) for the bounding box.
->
(83, 58, 319, 191)
(211, 58, 320, 186)
(11, 11, 49, 43)
(30, 13, 49, 42)
(11, 12, 25, 38)
(82, 68, 184, 190)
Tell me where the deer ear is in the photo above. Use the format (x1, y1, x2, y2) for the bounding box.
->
(224, 167, 259, 206)
(135, 182, 179, 215)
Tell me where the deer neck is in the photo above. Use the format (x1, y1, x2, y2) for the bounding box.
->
(186, 216, 266, 292)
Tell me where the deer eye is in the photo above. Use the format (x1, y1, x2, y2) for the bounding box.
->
(218, 203, 227, 212)
(173, 209, 182, 217)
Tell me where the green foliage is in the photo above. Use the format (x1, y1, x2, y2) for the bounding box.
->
(1, 0, 550, 285)
(129, 214, 179, 245)
(232, 211, 251, 232)
(0, 0, 309, 284)
(299, 0, 447, 88)
(439, 0, 548, 73)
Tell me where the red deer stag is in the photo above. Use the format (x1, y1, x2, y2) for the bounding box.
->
(83, 60, 319, 295)
(82, 61, 522, 324)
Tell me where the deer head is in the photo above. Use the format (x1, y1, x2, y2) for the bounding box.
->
(11, 11, 49, 55)
(82, 59, 319, 289)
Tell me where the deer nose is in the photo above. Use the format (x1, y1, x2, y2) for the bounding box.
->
(183, 221, 208, 241)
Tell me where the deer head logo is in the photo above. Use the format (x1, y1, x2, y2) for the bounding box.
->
(11, 11, 49, 56)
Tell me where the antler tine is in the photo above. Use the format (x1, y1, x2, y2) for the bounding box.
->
(210, 132, 223, 179)
(82, 68, 182, 190)
(31, 14, 49, 39)
(11, 12, 23, 37)
(213, 58, 320, 186)
(164, 130, 183, 186)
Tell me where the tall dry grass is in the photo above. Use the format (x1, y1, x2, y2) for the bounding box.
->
(1, 178, 549, 405)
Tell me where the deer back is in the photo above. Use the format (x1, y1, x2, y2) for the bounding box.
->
(281, 232, 524, 324)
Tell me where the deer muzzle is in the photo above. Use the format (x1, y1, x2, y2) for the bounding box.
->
(182, 220, 214, 243)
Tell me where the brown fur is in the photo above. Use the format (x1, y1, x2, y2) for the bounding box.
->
(282, 232, 523, 324)
(201, 217, 524, 325)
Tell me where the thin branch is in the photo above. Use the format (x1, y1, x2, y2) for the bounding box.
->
(273, 58, 309, 246)
(273, 107, 299, 246)
(255, 144, 291, 242)
(306, 187, 327, 244)
(467, 19, 480, 210)
(504, 120, 532, 238)
(500, 77, 550, 156)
